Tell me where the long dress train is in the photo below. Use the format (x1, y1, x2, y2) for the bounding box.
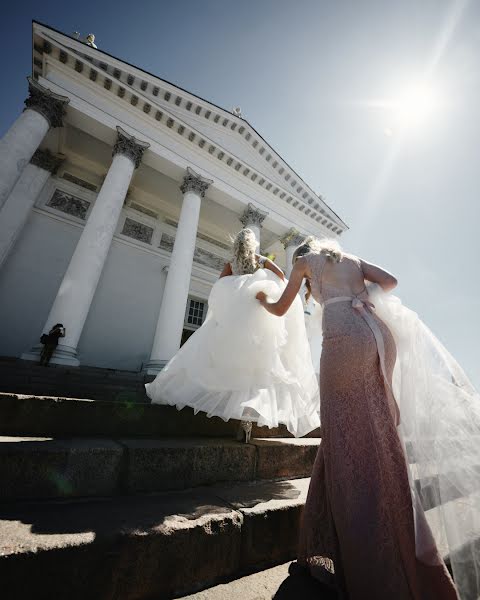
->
(297, 252, 459, 600)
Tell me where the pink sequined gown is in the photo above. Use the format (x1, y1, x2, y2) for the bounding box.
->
(297, 252, 458, 600)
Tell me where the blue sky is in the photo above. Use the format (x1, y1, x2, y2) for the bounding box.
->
(2, 0, 479, 386)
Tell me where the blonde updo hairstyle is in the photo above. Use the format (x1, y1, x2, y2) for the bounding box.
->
(292, 236, 344, 303)
(231, 228, 258, 275)
(292, 236, 343, 264)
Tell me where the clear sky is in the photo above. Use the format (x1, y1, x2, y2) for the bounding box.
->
(2, 0, 479, 387)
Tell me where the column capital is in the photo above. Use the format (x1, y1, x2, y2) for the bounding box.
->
(113, 126, 150, 169)
(280, 228, 305, 249)
(180, 166, 213, 198)
(30, 148, 65, 174)
(239, 202, 268, 229)
(24, 77, 70, 129)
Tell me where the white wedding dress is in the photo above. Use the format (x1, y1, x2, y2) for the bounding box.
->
(145, 266, 320, 438)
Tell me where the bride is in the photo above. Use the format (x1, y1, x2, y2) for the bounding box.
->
(257, 236, 480, 600)
(145, 228, 320, 442)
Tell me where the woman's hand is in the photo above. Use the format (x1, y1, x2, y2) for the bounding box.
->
(256, 291, 268, 305)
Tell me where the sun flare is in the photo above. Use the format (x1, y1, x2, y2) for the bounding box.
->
(393, 83, 441, 127)
(372, 81, 444, 136)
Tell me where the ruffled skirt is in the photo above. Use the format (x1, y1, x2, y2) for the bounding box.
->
(145, 270, 320, 437)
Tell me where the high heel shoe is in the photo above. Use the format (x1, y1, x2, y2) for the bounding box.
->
(237, 420, 253, 444)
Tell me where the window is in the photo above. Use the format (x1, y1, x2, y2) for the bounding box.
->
(186, 298, 205, 327)
(181, 297, 207, 347)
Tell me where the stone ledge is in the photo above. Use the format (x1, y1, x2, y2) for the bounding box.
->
(0, 477, 309, 600)
(0, 436, 320, 500)
(0, 393, 322, 439)
(0, 475, 473, 599)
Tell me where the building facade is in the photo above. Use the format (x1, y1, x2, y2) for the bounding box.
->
(0, 21, 347, 373)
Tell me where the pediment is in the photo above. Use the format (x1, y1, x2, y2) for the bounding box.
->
(32, 21, 347, 234)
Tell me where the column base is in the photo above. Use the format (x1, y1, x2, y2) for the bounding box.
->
(21, 343, 81, 367)
(143, 359, 168, 376)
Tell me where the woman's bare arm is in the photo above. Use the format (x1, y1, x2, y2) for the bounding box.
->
(256, 257, 307, 316)
(360, 259, 397, 292)
(262, 256, 285, 281)
(219, 262, 232, 279)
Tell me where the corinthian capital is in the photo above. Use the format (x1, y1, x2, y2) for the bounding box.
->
(280, 228, 305, 249)
(180, 166, 213, 198)
(24, 77, 70, 129)
(30, 149, 65, 174)
(239, 202, 268, 229)
(113, 126, 150, 169)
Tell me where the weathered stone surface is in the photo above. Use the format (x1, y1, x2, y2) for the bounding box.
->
(0, 436, 123, 499)
(252, 438, 320, 480)
(0, 393, 321, 439)
(180, 561, 336, 600)
(214, 478, 310, 570)
(0, 480, 308, 599)
(0, 436, 320, 500)
(121, 438, 257, 493)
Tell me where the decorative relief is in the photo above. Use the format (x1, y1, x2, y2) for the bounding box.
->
(30, 149, 64, 174)
(159, 233, 175, 253)
(113, 126, 150, 169)
(193, 246, 225, 271)
(159, 234, 224, 271)
(47, 190, 90, 220)
(121, 218, 154, 244)
(24, 77, 70, 129)
(180, 167, 213, 198)
(239, 202, 268, 229)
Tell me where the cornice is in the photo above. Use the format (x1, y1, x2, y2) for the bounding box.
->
(32, 23, 347, 234)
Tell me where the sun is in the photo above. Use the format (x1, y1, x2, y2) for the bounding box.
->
(393, 83, 441, 128)
(374, 81, 444, 136)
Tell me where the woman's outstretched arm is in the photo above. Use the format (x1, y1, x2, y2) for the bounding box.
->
(259, 255, 285, 281)
(256, 257, 307, 316)
(360, 259, 398, 292)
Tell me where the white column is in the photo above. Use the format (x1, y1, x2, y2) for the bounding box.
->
(22, 126, 149, 366)
(281, 229, 306, 278)
(0, 77, 69, 209)
(146, 167, 213, 374)
(0, 150, 64, 269)
(239, 202, 268, 251)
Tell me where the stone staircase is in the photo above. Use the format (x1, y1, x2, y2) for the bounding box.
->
(0, 357, 477, 599)
(0, 370, 322, 600)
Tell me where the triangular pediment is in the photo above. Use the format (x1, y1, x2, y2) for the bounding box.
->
(32, 21, 347, 233)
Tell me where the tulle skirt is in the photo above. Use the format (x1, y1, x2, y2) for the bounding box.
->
(145, 270, 320, 438)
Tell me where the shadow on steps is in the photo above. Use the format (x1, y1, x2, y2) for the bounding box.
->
(273, 564, 337, 599)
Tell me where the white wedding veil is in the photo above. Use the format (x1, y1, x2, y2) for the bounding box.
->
(368, 284, 480, 599)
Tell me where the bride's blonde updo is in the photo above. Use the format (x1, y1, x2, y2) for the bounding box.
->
(292, 236, 344, 264)
(231, 228, 257, 275)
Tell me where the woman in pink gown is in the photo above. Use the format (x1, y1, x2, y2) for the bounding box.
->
(256, 237, 459, 600)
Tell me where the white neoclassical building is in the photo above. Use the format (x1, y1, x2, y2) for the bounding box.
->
(0, 21, 347, 373)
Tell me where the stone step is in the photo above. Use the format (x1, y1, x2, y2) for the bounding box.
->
(0, 477, 310, 600)
(0, 478, 472, 600)
(179, 561, 336, 599)
(0, 393, 321, 439)
(0, 436, 320, 500)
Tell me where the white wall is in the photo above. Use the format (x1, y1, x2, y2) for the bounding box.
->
(78, 238, 167, 370)
(0, 211, 81, 358)
(0, 210, 169, 371)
